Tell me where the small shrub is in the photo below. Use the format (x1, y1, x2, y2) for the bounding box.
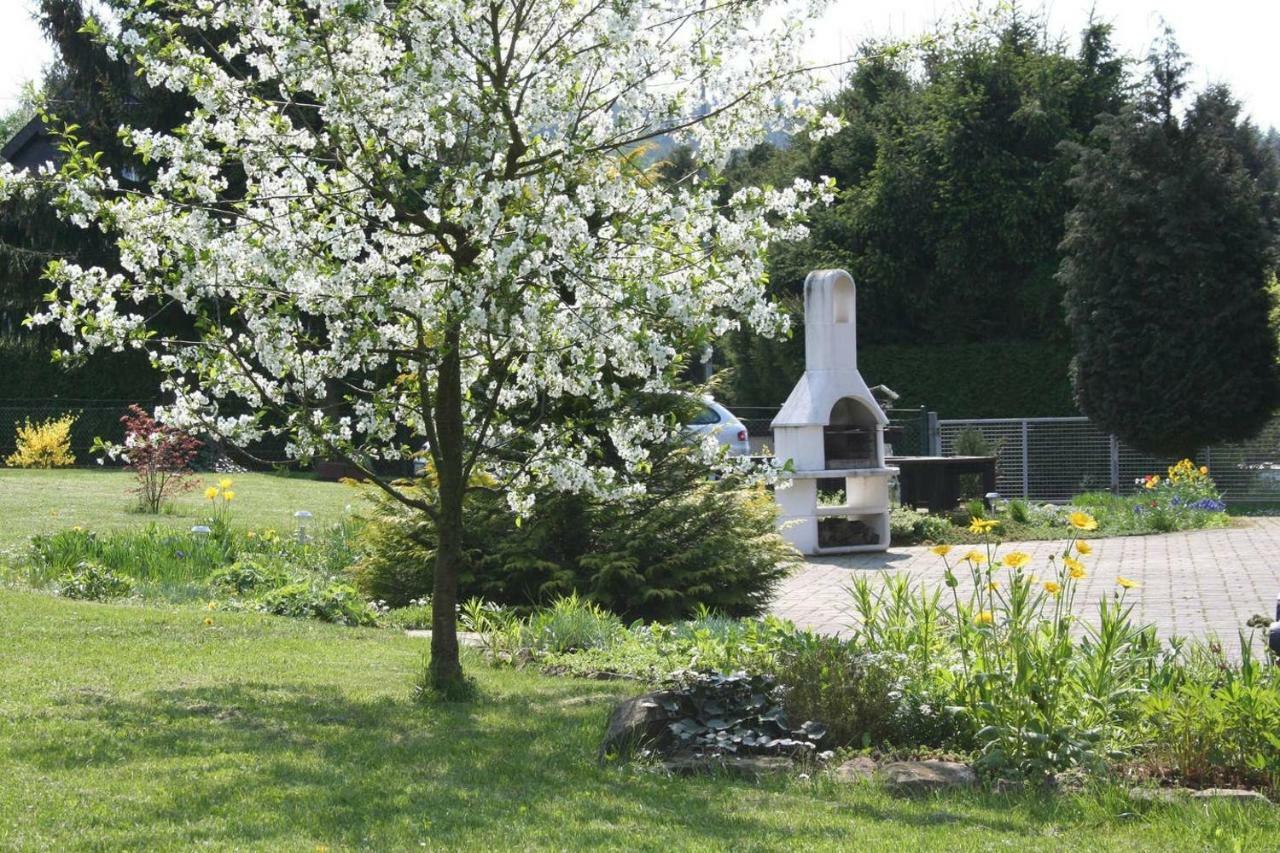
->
(355, 446, 797, 619)
(255, 579, 378, 626)
(54, 560, 134, 601)
(1008, 499, 1030, 524)
(107, 405, 202, 513)
(952, 427, 997, 499)
(6, 413, 76, 468)
(207, 557, 289, 597)
(1139, 638, 1280, 796)
(889, 505, 950, 544)
(771, 635, 903, 748)
(963, 498, 987, 520)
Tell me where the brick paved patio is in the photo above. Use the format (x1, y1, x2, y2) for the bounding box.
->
(771, 518, 1280, 640)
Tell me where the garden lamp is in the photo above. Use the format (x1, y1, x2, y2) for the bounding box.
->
(294, 510, 313, 544)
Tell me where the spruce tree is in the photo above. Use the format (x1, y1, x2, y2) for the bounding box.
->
(1059, 33, 1280, 456)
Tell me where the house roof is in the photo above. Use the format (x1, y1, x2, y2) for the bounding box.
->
(1, 115, 59, 170)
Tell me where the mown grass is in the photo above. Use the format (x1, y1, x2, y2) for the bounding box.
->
(3, 588, 1279, 851)
(0, 468, 361, 550)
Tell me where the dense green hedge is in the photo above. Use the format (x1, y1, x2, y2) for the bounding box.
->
(721, 330, 1077, 418)
(859, 343, 1077, 418)
(0, 334, 160, 401)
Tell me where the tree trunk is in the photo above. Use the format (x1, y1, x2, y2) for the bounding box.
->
(428, 325, 466, 691)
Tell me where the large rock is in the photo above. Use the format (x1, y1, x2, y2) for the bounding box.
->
(831, 756, 877, 783)
(598, 692, 676, 762)
(1191, 788, 1272, 805)
(877, 760, 977, 795)
(663, 754, 795, 779)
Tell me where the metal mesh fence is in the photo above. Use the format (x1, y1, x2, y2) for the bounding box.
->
(938, 416, 1280, 505)
(0, 401, 144, 463)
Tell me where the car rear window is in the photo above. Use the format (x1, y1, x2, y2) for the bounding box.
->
(688, 405, 721, 425)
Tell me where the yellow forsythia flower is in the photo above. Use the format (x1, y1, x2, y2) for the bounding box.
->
(5, 413, 76, 468)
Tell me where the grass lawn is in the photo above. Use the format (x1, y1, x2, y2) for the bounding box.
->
(0, 469, 363, 550)
(3, 588, 1278, 850)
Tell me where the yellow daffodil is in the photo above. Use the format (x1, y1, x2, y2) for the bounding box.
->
(1043, 581, 1062, 596)
(963, 550, 987, 566)
(1067, 511, 1098, 531)
(204, 486, 219, 500)
(1002, 551, 1030, 569)
(975, 610, 994, 625)
(1117, 577, 1139, 589)
(930, 544, 952, 558)
(219, 478, 234, 490)
(222, 490, 236, 502)
(1075, 540, 1092, 555)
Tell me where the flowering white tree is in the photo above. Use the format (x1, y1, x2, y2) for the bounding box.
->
(3, 0, 840, 689)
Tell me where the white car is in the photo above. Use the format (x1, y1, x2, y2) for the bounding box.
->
(685, 397, 751, 456)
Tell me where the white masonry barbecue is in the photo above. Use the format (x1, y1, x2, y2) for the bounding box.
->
(771, 269, 896, 554)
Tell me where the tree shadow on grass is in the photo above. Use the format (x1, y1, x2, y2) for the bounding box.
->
(18, 679, 1040, 847)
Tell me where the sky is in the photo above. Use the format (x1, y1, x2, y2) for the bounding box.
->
(1, 0, 1279, 127)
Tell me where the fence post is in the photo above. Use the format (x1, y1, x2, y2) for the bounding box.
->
(927, 411, 940, 455)
(1020, 420, 1030, 498)
(1109, 435, 1120, 493)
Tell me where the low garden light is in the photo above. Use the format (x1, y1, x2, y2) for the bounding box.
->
(294, 510, 313, 544)
(1270, 593, 1280, 661)
(191, 525, 211, 537)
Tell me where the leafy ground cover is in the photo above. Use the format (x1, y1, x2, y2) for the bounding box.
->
(0, 469, 358, 550)
(4, 588, 1280, 850)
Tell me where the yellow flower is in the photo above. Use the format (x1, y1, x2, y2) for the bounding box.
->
(245, 530, 256, 539)
(930, 544, 952, 558)
(1117, 577, 1139, 589)
(1075, 540, 1092, 555)
(222, 490, 236, 502)
(968, 518, 1000, 534)
(203, 617, 214, 626)
(1002, 551, 1030, 569)
(206, 601, 217, 611)
(204, 486, 219, 500)
(1199, 466, 1208, 475)
(974, 610, 995, 625)
(1063, 556, 1085, 574)
(219, 478, 234, 490)
(963, 550, 987, 566)
(987, 581, 1000, 592)
(1067, 511, 1098, 531)
(1043, 581, 1062, 596)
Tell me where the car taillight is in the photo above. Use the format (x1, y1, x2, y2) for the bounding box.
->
(737, 429, 748, 442)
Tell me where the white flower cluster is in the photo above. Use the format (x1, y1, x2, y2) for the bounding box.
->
(0, 0, 836, 510)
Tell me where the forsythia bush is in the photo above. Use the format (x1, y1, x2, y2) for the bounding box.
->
(6, 413, 77, 468)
